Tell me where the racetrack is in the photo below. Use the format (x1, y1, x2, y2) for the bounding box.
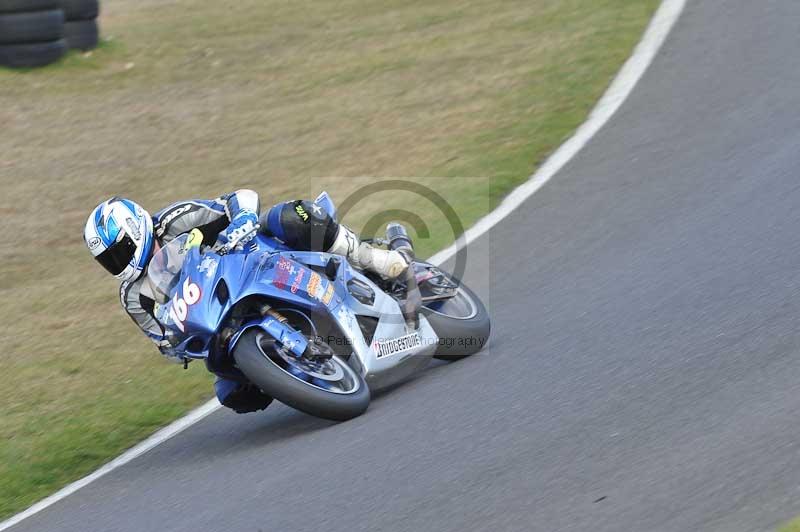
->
(9, 0, 800, 530)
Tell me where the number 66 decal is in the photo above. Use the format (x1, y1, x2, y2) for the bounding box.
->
(170, 278, 201, 332)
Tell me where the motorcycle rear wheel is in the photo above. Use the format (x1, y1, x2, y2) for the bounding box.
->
(233, 329, 370, 421)
(421, 280, 491, 361)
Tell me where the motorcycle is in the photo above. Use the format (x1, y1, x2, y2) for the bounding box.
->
(147, 192, 491, 421)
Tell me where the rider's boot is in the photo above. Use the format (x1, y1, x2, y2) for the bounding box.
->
(328, 225, 409, 280)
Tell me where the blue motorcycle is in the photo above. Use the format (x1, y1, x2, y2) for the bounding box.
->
(146, 193, 491, 421)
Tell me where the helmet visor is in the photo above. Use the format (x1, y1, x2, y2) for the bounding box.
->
(95, 234, 137, 276)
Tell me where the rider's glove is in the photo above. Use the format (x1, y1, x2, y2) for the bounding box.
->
(224, 209, 258, 247)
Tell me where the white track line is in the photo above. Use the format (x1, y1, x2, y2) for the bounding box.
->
(0, 1, 686, 529)
(0, 400, 220, 531)
(429, 0, 687, 265)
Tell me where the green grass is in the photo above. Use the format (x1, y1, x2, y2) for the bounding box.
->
(781, 517, 800, 532)
(0, 0, 659, 519)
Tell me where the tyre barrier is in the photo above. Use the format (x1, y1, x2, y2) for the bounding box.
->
(64, 18, 96, 51)
(0, 9, 63, 45)
(61, 0, 98, 51)
(0, 1, 65, 67)
(0, 0, 100, 68)
(0, 0, 58, 13)
(0, 38, 66, 67)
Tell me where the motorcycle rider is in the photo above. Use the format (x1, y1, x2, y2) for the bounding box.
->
(84, 190, 408, 413)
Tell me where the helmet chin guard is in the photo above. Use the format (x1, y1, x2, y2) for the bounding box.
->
(84, 198, 154, 282)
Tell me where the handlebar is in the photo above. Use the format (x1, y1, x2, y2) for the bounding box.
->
(212, 224, 261, 255)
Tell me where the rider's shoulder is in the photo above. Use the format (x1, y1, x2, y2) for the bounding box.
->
(153, 199, 225, 220)
(119, 277, 143, 307)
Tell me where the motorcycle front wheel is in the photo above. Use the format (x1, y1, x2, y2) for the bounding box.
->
(233, 329, 370, 421)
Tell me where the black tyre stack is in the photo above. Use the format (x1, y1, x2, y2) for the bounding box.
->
(61, 0, 98, 51)
(0, 0, 66, 68)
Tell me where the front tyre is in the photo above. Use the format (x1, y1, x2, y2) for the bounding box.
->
(233, 329, 370, 421)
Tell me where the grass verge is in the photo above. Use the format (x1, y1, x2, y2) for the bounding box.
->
(0, 0, 659, 519)
(781, 517, 800, 532)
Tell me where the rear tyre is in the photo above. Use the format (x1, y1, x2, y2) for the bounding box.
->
(421, 280, 491, 361)
(64, 19, 97, 50)
(0, 39, 66, 68)
(0, 0, 58, 14)
(0, 9, 64, 45)
(233, 329, 370, 421)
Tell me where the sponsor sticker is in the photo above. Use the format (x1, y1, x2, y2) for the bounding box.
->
(274, 257, 295, 289)
(156, 205, 192, 237)
(336, 305, 358, 333)
(290, 268, 305, 293)
(305, 272, 334, 305)
(295, 204, 309, 222)
(169, 277, 202, 333)
(321, 283, 335, 305)
(125, 217, 141, 240)
(197, 255, 218, 278)
(87, 237, 101, 250)
(371, 332, 422, 359)
(273, 258, 335, 306)
(306, 272, 322, 298)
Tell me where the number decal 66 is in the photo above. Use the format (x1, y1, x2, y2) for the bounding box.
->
(170, 278, 201, 332)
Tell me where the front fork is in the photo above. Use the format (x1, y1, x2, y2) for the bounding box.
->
(228, 313, 309, 358)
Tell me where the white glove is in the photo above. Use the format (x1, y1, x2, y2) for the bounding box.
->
(224, 209, 259, 247)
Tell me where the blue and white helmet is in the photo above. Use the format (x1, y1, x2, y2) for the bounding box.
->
(84, 197, 154, 282)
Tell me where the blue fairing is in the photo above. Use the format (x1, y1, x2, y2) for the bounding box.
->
(159, 233, 349, 366)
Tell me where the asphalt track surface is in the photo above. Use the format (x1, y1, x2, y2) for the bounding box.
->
(12, 1, 800, 531)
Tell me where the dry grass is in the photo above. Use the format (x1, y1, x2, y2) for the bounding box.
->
(0, 0, 658, 518)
